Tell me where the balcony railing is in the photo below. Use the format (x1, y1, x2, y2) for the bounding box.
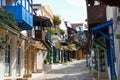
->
(87, 5, 107, 24)
(35, 30, 45, 41)
(3, 6, 33, 30)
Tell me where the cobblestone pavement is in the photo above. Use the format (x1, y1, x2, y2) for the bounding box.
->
(33, 59, 92, 80)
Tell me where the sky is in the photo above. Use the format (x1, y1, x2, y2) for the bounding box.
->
(33, 0, 87, 23)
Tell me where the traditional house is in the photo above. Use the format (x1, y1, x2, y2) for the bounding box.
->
(64, 21, 78, 61)
(0, 0, 53, 79)
(33, 4, 62, 65)
(0, 23, 24, 80)
(71, 23, 87, 59)
(51, 27, 61, 63)
(86, 0, 120, 80)
(98, 0, 120, 80)
(33, 4, 54, 24)
(33, 15, 52, 69)
(0, 0, 34, 80)
(23, 37, 50, 78)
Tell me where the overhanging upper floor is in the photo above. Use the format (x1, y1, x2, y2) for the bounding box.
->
(2, 0, 33, 30)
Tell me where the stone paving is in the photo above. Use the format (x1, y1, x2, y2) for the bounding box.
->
(33, 59, 92, 80)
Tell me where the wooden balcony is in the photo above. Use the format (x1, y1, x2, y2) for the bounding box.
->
(35, 30, 45, 41)
(87, 5, 107, 24)
(3, 0, 33, 30)
(3, 6, 33, 30)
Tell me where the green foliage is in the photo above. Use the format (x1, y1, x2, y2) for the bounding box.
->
(68, 43, 74, 49)
(51, 27, 56, 34)
(60, 29, 65, 35)
(0, 9, 21, 31)
(0, 9, 22, 50)
(44, 59, 47, 64)
(53, 15, 61, 27)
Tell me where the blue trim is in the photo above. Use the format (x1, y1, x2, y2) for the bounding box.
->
(0, 0, 2, 6)
(111, 24, 117, 80)
(2, 0, 33, 30)
(98, 31, 113, 42)
(111, 25, 116, 62)
(92, 20, 117, 80)
(92, 20, 113, 31)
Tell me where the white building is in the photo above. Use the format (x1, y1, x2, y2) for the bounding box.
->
(86, 0, 120, 80)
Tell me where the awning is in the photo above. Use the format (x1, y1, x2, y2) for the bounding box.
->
(32, 41, 48, 51)
(32, 38, 51, 50)
(62, 46, 69, 50)
(72, 47, 77, 51)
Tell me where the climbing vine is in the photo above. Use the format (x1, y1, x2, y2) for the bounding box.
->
(0, 9, 21, 31)
(0, 9, 22, 50)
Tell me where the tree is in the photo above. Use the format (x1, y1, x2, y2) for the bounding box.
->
(53, 15, 61, 27)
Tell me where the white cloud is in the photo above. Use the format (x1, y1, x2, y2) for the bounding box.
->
(66, 0, 86, 8)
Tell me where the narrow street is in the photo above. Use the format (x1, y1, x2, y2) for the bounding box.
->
(34, 60, 92, 80)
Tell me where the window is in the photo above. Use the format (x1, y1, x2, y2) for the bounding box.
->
(35, 26, 38, 30)
(70, 34, 74, 37)
(5, 45, 10, 63)
(35, 26, 42, 30)
(17, 48, 20, 65)
(5, 45, 10, 76)
(16, 48, 20, 76)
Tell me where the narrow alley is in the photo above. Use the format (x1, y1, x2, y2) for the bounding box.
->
(1, 0, 120, 80)
(34, 60, 92, 80)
